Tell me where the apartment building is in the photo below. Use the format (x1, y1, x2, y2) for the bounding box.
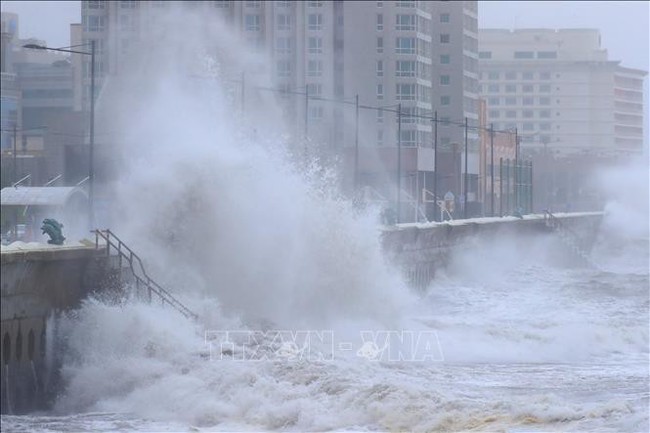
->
(479, 28, 646, 157)
(80, 0, 479, 221)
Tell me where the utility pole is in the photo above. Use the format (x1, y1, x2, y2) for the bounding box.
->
(464, 117, 468, 219)
(354, 94, 359, 192)
(514, 128, 519, 212)
(433, 110, 438, 222)
(304, 84, 309, 137)
(499, 157, 503, 217)
(12, 124, 17, 184)
(529, 161, 534, 214)
(89, 39, 96, 230)
(490, 123, 495, 217)
(397, 103, 402, 224)
(241, 71, 245, 113)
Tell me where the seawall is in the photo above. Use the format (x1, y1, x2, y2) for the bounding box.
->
(381, 212, 604, 289)
(0, 244, 111, 414)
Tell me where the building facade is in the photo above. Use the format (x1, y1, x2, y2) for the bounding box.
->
(79, 0, 479, 221)
(478, 28, 647, 158)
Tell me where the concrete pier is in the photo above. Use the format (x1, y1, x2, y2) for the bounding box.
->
(381, 212, 604, 289)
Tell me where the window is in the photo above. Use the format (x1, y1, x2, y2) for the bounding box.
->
(87, 1, 105, 8)
(440, 34, 450, 43)
(488, 84, 499, 93)
(539, 122, 551, 131)
(523, 110, 534, 118)
(505, 97, 517, 105)
(277, 14, 291, 31)
(308, 60, 322, 77)
(377, 129, 384, 145)
(417, 39, 430, 57)
(505, 84, 516, 93)
(276, 37, 291, 54)
(540, 71, 551, 80)
(275, 1, 290, 6)
(506, 110, 516, 118)
(377, 84, 384, 100)
(522, 72, 534, 80)
(537, 51, 557, 59)
(396, 1, 415, 7)
(377, 37, 383, 53)
(120, 0, 137, 8)
(377, 14, 383, 30)
(376, 60, 383, 77)
(396, 60, 415, 77)
(307, 1, 322, 6)
(308, 13, 322, 30)
(488, 97, 499, 106)
(246, 0, 261, 7)
(440, 13, 450, 23)
(277, 60, 291, 77)
(120, 14, 136, 31)
(479, 51, 492, 59)
(396, 14, 416, 31)
(245, 14, 260, 31)
(540, 110, 551, 118)
(402, 106, 416, 124)
(488, 109, 500, 119)
(23, 89, 73, 98)
(307, 83, 322, 96)
(309, 105, 323, 121)
(441, 95, 450, 105)
(396, 83, 415, 100)
(377, 110, 384, 123)
(539, 97, 550, 105)
(440, 75, 450, 85)
(539, 84, 551, 93)
(440, 54, 450, 64)
(522, 84, 534, 93)
(85, 15, 106, 32)
(417, 62, 431, 80)
(488, 71, 499, 80)
(505, 71, 516, 80)
(308, 37, 322, 54)
(377, 1, 383, 7)
(399, 130, 416, 146)
(121, 38, 130, 54)
(523, 97, 534, 105)
(514, 51, 534, 59)
(396, 37, 415, 54)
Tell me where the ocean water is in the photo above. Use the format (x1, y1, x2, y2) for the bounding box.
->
(2, 226, 648, 433)
(3, 8, 647, 431)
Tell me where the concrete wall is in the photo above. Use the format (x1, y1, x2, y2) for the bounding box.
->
(1, 245, 110, 414)
(381, 212, 603, 289)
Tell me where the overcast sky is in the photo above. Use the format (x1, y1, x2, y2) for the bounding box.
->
(1, 1, 648, 71)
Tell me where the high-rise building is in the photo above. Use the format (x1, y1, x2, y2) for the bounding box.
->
(478, 28, 647, 157)
(80, 0, 479, 221)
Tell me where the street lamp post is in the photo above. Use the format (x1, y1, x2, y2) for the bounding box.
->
(24, 42, 96, 230)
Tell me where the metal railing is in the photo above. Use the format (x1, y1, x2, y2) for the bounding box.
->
(543, 210, 599, 269)
(93, 229, 198, 320)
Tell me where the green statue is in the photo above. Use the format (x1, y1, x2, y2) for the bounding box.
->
(41, 218, 65, 245)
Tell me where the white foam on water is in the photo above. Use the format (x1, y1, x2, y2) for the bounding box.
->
(5, 6, 647, 432)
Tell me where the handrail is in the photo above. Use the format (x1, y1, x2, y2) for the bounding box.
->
(93, 229, 198, 320)
(543, 210, 598, 269)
